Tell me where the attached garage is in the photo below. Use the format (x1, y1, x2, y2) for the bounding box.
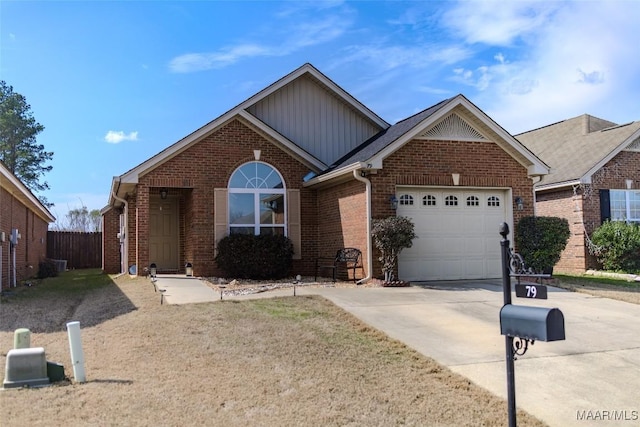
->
(397, 187, 511, 281)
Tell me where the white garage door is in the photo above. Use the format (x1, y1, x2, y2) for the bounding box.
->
(397, 188, 509, 281)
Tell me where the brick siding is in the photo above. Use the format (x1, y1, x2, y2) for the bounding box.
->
(536, 150, 640, 272)
(131, 119, 317, 278)
(0, 186, 49, 288)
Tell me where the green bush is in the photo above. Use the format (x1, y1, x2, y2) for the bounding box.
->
(590, 221, 640, 273)
(37, 259, 59, 279)
(215, 233, 294, 279)
(515, 216, 570, 274)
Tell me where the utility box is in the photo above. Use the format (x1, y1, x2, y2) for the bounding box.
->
(14, 328, 31, 349)
(500, 304, 565, 342)
(3, 347, 50, 389)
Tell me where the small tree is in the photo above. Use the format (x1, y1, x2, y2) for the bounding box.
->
(371, 216, 417, 282)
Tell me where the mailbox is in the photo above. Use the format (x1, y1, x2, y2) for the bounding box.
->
(500, 304, 565, 342)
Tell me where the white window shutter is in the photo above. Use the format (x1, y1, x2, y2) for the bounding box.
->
(287, 189, 302, 260)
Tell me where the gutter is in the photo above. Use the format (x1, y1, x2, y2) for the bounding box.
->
(303, 162, 366, 187)
(352, 169, 372, 284)
(111, 180, 129, 275)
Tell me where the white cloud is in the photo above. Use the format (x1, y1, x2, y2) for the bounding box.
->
(442, 1, 558, 45)
(104, 130, 139, 144)
(169, 45, 271, 73)
(451, 1, 640, 133)
(169, 12, 352, 73)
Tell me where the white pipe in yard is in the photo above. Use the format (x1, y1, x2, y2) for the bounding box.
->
(66, 321, 86, 383)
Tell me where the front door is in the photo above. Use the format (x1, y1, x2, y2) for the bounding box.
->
(149, 197, 179, 271)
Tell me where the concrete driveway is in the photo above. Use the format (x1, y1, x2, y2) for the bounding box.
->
(154, 276, 640, 426)
(301, 282, 640, 427)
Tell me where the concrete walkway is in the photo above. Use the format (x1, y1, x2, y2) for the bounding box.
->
(153, 276, 640, 426)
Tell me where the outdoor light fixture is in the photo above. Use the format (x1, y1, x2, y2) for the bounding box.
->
(390, 195, 398, 210)
(515, 196, 524, 211)
(149, 263, 157, 278)
(626, 179, 634, 189)
(160, 188, 168, 200)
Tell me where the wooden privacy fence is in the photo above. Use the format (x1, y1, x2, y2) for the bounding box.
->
(47, 231, 102, 269)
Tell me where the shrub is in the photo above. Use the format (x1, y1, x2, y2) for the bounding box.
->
(37, 258, 59, 279)
(590, 221, 640, 273)
(215, 233, 294, 279)
(515, 216, 570, 274)
(371, 216, 417, 282)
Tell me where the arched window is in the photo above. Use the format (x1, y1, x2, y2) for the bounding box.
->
(399, 194, 414, 206)
(487, 196, 501, 207)
(228, 162, 285, 235)
(445, 195, 458, 206)
(466, 196, 479, 207)
(423, 195, 437, 206)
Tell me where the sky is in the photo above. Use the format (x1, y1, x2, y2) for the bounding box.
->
(1, 0, 639, 226)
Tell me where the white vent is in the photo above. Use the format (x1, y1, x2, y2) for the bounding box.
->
(624, 137, 640, 152)
(420, 113, 487, 141)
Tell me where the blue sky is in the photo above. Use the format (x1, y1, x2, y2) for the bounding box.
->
(1, 1, 639, 225)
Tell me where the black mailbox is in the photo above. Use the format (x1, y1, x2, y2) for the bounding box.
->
(500, 304, 565, 342)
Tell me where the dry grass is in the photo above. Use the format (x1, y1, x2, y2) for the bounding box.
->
(1, 270, 546, 426)
(552, 274, 640, 305)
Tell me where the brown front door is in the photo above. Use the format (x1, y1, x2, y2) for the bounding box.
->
(149, 197, 179, 271)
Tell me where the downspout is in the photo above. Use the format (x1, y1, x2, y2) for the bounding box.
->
(531, 176, 542, 216)
(353, 169, 372, 284)
(111, 184, 129, 275)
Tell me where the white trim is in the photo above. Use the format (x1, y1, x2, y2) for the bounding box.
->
(235, 64, 389, 130)
(534, 179, 582, 192)
(368, 95, 549, 177)
(0, 163, 55, 223)
(238, 110, 327, 170)
(582, 127, 640, 184)
(302, 162, 366, 187)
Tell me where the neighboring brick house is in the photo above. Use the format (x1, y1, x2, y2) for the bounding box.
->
(102, 63, 548, 281)
(517, 115, 640, 274)
(1, 161, 55, 289)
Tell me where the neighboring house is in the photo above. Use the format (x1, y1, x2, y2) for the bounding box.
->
(0, 161, 55, 289)
(517, 115, 640, 273)
(102, 63, 548, 282)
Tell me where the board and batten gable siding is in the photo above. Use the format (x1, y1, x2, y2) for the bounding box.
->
(247, 75, 383, 166)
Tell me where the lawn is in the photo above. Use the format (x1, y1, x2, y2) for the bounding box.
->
(0, 270, 545, 426)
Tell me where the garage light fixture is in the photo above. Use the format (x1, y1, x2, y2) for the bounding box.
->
(160, 188, 168, 200)
(515, 196, 524, 211)
(390, 195, 398, 210)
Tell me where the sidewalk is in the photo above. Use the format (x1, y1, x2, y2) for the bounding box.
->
(153, 276, 640, 426)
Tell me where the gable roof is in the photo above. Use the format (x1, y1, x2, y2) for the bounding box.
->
(516, 114, 640, 190)
(0, 161, 55, 223)
(306, 94, 549, 186)
(109, 63, 389, 205)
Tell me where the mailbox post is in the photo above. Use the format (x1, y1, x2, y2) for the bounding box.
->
(499, 223, 565, 427)
(499, 224, 517, 427)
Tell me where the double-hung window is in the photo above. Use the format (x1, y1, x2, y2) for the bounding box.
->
(610, 190, 640, 222)
(228, 162, 286, 235)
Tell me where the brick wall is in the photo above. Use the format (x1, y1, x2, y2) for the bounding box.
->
(535, 188, 587, 273)
(364, 138, 534, 278)
(316, 180, 368, 280)
(132, 119, 316, 278)
(536, 150, 640, 272)
(0, 186, 49, 288)
(102, 206, 121, 274)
